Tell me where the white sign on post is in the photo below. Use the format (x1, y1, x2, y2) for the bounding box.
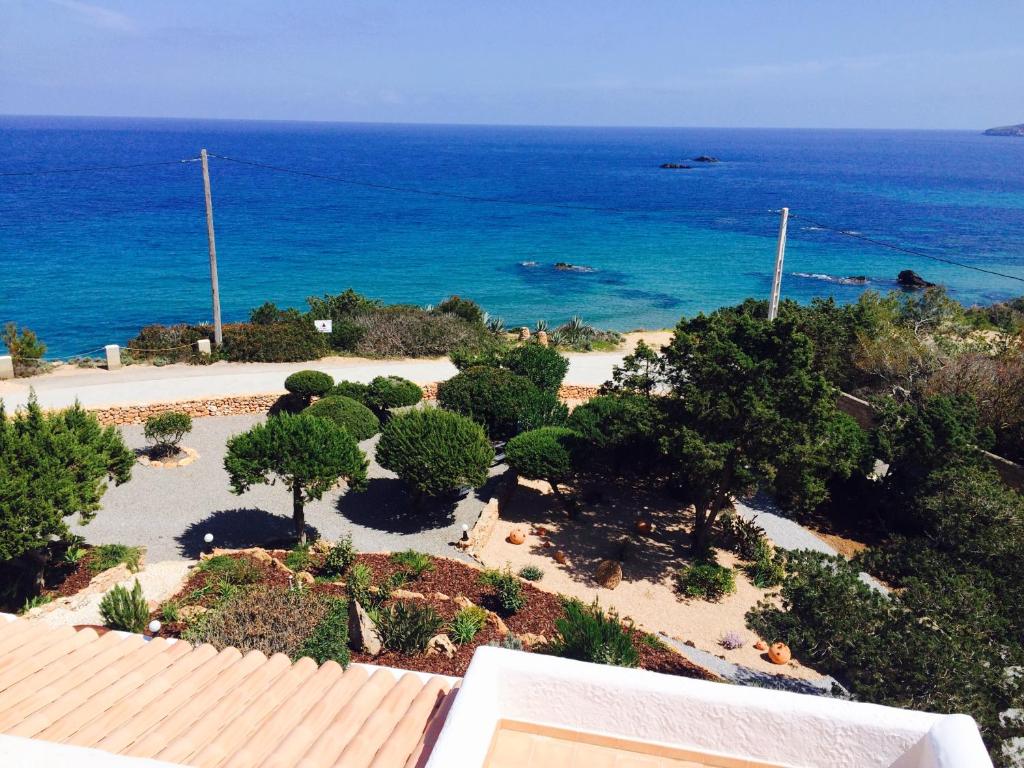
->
(314, 319, 333, 333)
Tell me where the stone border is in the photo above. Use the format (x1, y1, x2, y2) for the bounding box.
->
(136, 445, 199, 469)
(457, 469, 518, 560)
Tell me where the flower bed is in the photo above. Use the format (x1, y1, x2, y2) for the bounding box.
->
(154, 549, 713, 681)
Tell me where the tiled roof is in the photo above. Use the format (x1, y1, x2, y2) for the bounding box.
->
(0, 617, 455, 768)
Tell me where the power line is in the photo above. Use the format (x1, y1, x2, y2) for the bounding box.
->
(789, 212, 1024, 285)
(0, 158, 200, 177)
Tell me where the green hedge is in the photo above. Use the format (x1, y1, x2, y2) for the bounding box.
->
(303, 396, 380, 441)
(222, 322, 328, 363)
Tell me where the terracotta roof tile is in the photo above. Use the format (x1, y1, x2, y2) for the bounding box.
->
(0, 618, 456, 768)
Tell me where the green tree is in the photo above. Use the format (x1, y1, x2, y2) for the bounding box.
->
(224, 413, 368, 545)
(658, 311, 865, 551)
(565, 394, 660, 474)
(0, 397, 133, 589)
(2, 323, 47, 377)
(603, 341, 664, 397)
(505, 427, 578, 508)
(437, 366, 566, 440)
(503, 343, 569, 393)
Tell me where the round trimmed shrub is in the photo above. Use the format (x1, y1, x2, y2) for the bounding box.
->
(376, 408, 494, 497)
(674, 561, 736, 602)
(303, 396, 380, 441)
(437, 366, 565, 440)
(505, 427, 578, 488)
(143, 411, 192, 455)
(365, 376, 423, 410)
(284, 370, 334, 401)
(565, 394, 660, 472)
(503, 343, 569, 393)
(330, 380, 369, 403)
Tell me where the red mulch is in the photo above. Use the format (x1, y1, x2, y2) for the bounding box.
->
(44, 552, 97, 599)
(156, 551, 714, 681)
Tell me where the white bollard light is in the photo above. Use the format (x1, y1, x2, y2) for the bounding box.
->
(148, 620, 161, 634)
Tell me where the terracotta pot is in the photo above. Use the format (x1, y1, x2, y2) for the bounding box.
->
(634, 519, 653, 534)
(753, 640, 768, 651)
(507, 529, 526, 545)
(553, 550, 568, 565)
(768, 642, 791, 665)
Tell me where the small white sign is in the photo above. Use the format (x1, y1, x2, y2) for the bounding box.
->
(314, 319, 333, 333)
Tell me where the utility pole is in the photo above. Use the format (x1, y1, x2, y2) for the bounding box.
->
(767, 206, 789, 321)
(200, 148, 223, 346)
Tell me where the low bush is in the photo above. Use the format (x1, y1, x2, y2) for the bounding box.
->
(321, 535, 357, 578)
(143, 411, 192, 456)
(353, 305, 492, 358)
(449, 605, 488, 644)
(503, 343, 569, 393)
(518, 565, 545, 581)
(196, 555, 263, 585)
(90, 544, 143, 574)
(550, 316, 623, 352)
(285, 370, 335, 401)
(99, 580, 149, 633)
(184, 587, 329, 658)
(249, 302, 303, 325)
(546, 599, 639, 668)
(160, 601, 181, 623)
(284, 545, 312, 572)
(2, 322, 48, 377)
(345, 562, 373, 605)
(304, 396, 380, 441)
(375, 601, 444, 655)
(376, 408, 494, 497)
(330, 380, 370, 403)
(675, 561, 736, 601)
(437, 367, 565, 440)
(719, 630, 744, 650)
(389, 550, 434, 578)
(480, 566, 526, 614)
(365, 376, 422, 410)
(450, 339, 508, 371)
(126, 323, 209, 364)
(436, 295, 485, 325)
(221, 321, 328, 363)
(749, 542, 786, 588)
(298, 597, 351, 666)
(719, 514, 768, 561)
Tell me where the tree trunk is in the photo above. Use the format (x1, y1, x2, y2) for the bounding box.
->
(548, 479, 574, 517)
(692, 458, 736, 554)
(292, 484, 306, 546)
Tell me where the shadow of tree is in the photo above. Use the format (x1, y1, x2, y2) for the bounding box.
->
(336, 478, 460, 534)
(268, 393, 306, 417)
(176, 508, 321, 557)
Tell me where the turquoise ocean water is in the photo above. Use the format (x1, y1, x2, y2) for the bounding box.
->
(1, 116, 1023, 357)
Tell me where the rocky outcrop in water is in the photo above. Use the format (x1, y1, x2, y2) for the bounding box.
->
(984, 124, 1024, 137)
(659, 162, 692, 169)
(692, 155, 720, 163)
(897, 270, 936, 289)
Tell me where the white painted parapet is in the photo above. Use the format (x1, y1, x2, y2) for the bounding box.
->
(0, 734, 181, 767)
(105, 344, 122, 371)
(0, 355, 13, 380)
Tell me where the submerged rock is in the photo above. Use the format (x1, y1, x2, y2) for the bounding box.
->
(659, 162, 692, 169)
(692, 155, 720, 163)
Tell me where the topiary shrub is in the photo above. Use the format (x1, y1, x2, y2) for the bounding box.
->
(99, 580, 149, 633)
(505, 427, 578, 504)
(303, 396, 380, 441)
(503, 343, 569, 393)
(565, 394, 660, 473)
(437, 367, 565, 440)
(436, 295, 485, 325)
(143, 411, 192, 456)
(365, 376, 422, 410)
(330, 380, 369, 403)
(298, 597, 350, 666)
(284, 370, 335, 402)
(375, 601, 444, 655)
(675, 561, 736, 601)
(376, 408, 494, 497)
(545, 599, 639, 667)
(321, 534, 357, 578)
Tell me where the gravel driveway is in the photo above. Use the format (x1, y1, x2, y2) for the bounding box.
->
(73, 414, 494, 562)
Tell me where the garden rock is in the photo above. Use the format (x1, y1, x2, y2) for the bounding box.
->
(311, 539, 332, 556)
(517, 633, 547, 648)
(392, 589, 426, 600)
(179, 605, 208, 621)
(594, 559, 622, 589)
(486, 610, 510, 636)
(754, 640, 768, 651)
(453, 595, 474, 610)
(426, 633, 457, 659)
(348, 599, 382, 655)
(295, 571, 315, 586)
(429, 592, 450, 601)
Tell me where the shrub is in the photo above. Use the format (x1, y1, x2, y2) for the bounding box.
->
(126, 323, 209, 364)
(298, 597, 350, 666)
(390, 549, 435, 578)
(675, 561, 736, 601)
(505, 427, 578, 499)
(221, 321, 328, 363)
(436, 295, 485, 325)
(480, 566, 526, 614)
(719, 630, 744, 650)
(249, 302, 303, 325)
(321, 535, 357, 577)
(565, 394, 660, 473)
(503, 343, 569, 393)
(99, 580, 149, 633)
(437, 367, 564, 440)
(719, 514, 768, 561)
(375, 601, 444, 654)
(330, 380, 369, 403)
(143, 411, 192, 456)
(284, 544, 312, 571)
(449, 605, 488, 644)
(487, 634, 524, 651)
(90, 544, 143, 574)
(184, 586, 329, 658)
(284, 370, 335, 401)
(3, 322, 47, 376)
(376, 408, 494, 497)
(345, 562, 373, 604)
(196, 555, 262, 585)
(518, 565, 545, 581)
(353, 305, 492, 358)
(749, 540, 786, 588)
(546, 599, 639, 667)
(160, 601, 181, 623)
(303, 396, 380, 441)
(450, 339, 508, 371)
(364, 376, 422, 410)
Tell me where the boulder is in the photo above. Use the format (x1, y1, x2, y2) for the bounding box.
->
(426, 633, 457, 659)
(594, 559, 623, 589)
(486, 610, 511, 637)
(553, 550, 568, 565)
(536, 331, 549, 347)
(294, 571, 315, 586)
(392, 589, 426, 600)
(453, 595, 475, 610)
(179, 605, 208, 622)
(516, 633, 547, 648)
(659, 163, 692, 169)
(753, 639, 768, 651)
(897, 270, 935, 289)
(429, 592, 451, 602)
(348, 599, 382, 655)
(692, 155, 719, 163)
(518, 327, 531, 341)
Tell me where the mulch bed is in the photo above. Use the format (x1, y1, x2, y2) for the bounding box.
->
(44, 554, 97, 599)
(156, 550, 714, 681)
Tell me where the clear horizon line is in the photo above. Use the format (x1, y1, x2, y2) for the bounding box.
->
(0, 111, 994, 133)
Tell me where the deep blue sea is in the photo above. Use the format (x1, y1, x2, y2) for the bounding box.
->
(2, 115, 1023, 357)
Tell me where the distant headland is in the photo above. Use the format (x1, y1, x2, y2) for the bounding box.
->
(983, 124, 1024, 137)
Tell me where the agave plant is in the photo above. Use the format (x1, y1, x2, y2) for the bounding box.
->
(534, 319, 549, 333)
(484, 313, 506, 334)
(556, 315, 595, 346)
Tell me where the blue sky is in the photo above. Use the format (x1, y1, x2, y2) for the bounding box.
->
(1, 0, 1022, 128)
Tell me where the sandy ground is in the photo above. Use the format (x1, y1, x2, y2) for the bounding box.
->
(477, 478, 824, 681)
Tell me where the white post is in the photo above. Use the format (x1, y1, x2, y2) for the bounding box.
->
(200, 149, 223, 347)
(768, 207, 789, 321)
(0, 355, 13, 380)
(105, 344, 122, 371)
(196, 339, 212, 356)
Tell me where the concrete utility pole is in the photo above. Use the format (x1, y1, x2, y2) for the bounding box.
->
(768, 206, 789, 321)
(200, 149, 223, 346)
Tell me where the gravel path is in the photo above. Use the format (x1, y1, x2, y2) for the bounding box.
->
(73, 414, 490, 562)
